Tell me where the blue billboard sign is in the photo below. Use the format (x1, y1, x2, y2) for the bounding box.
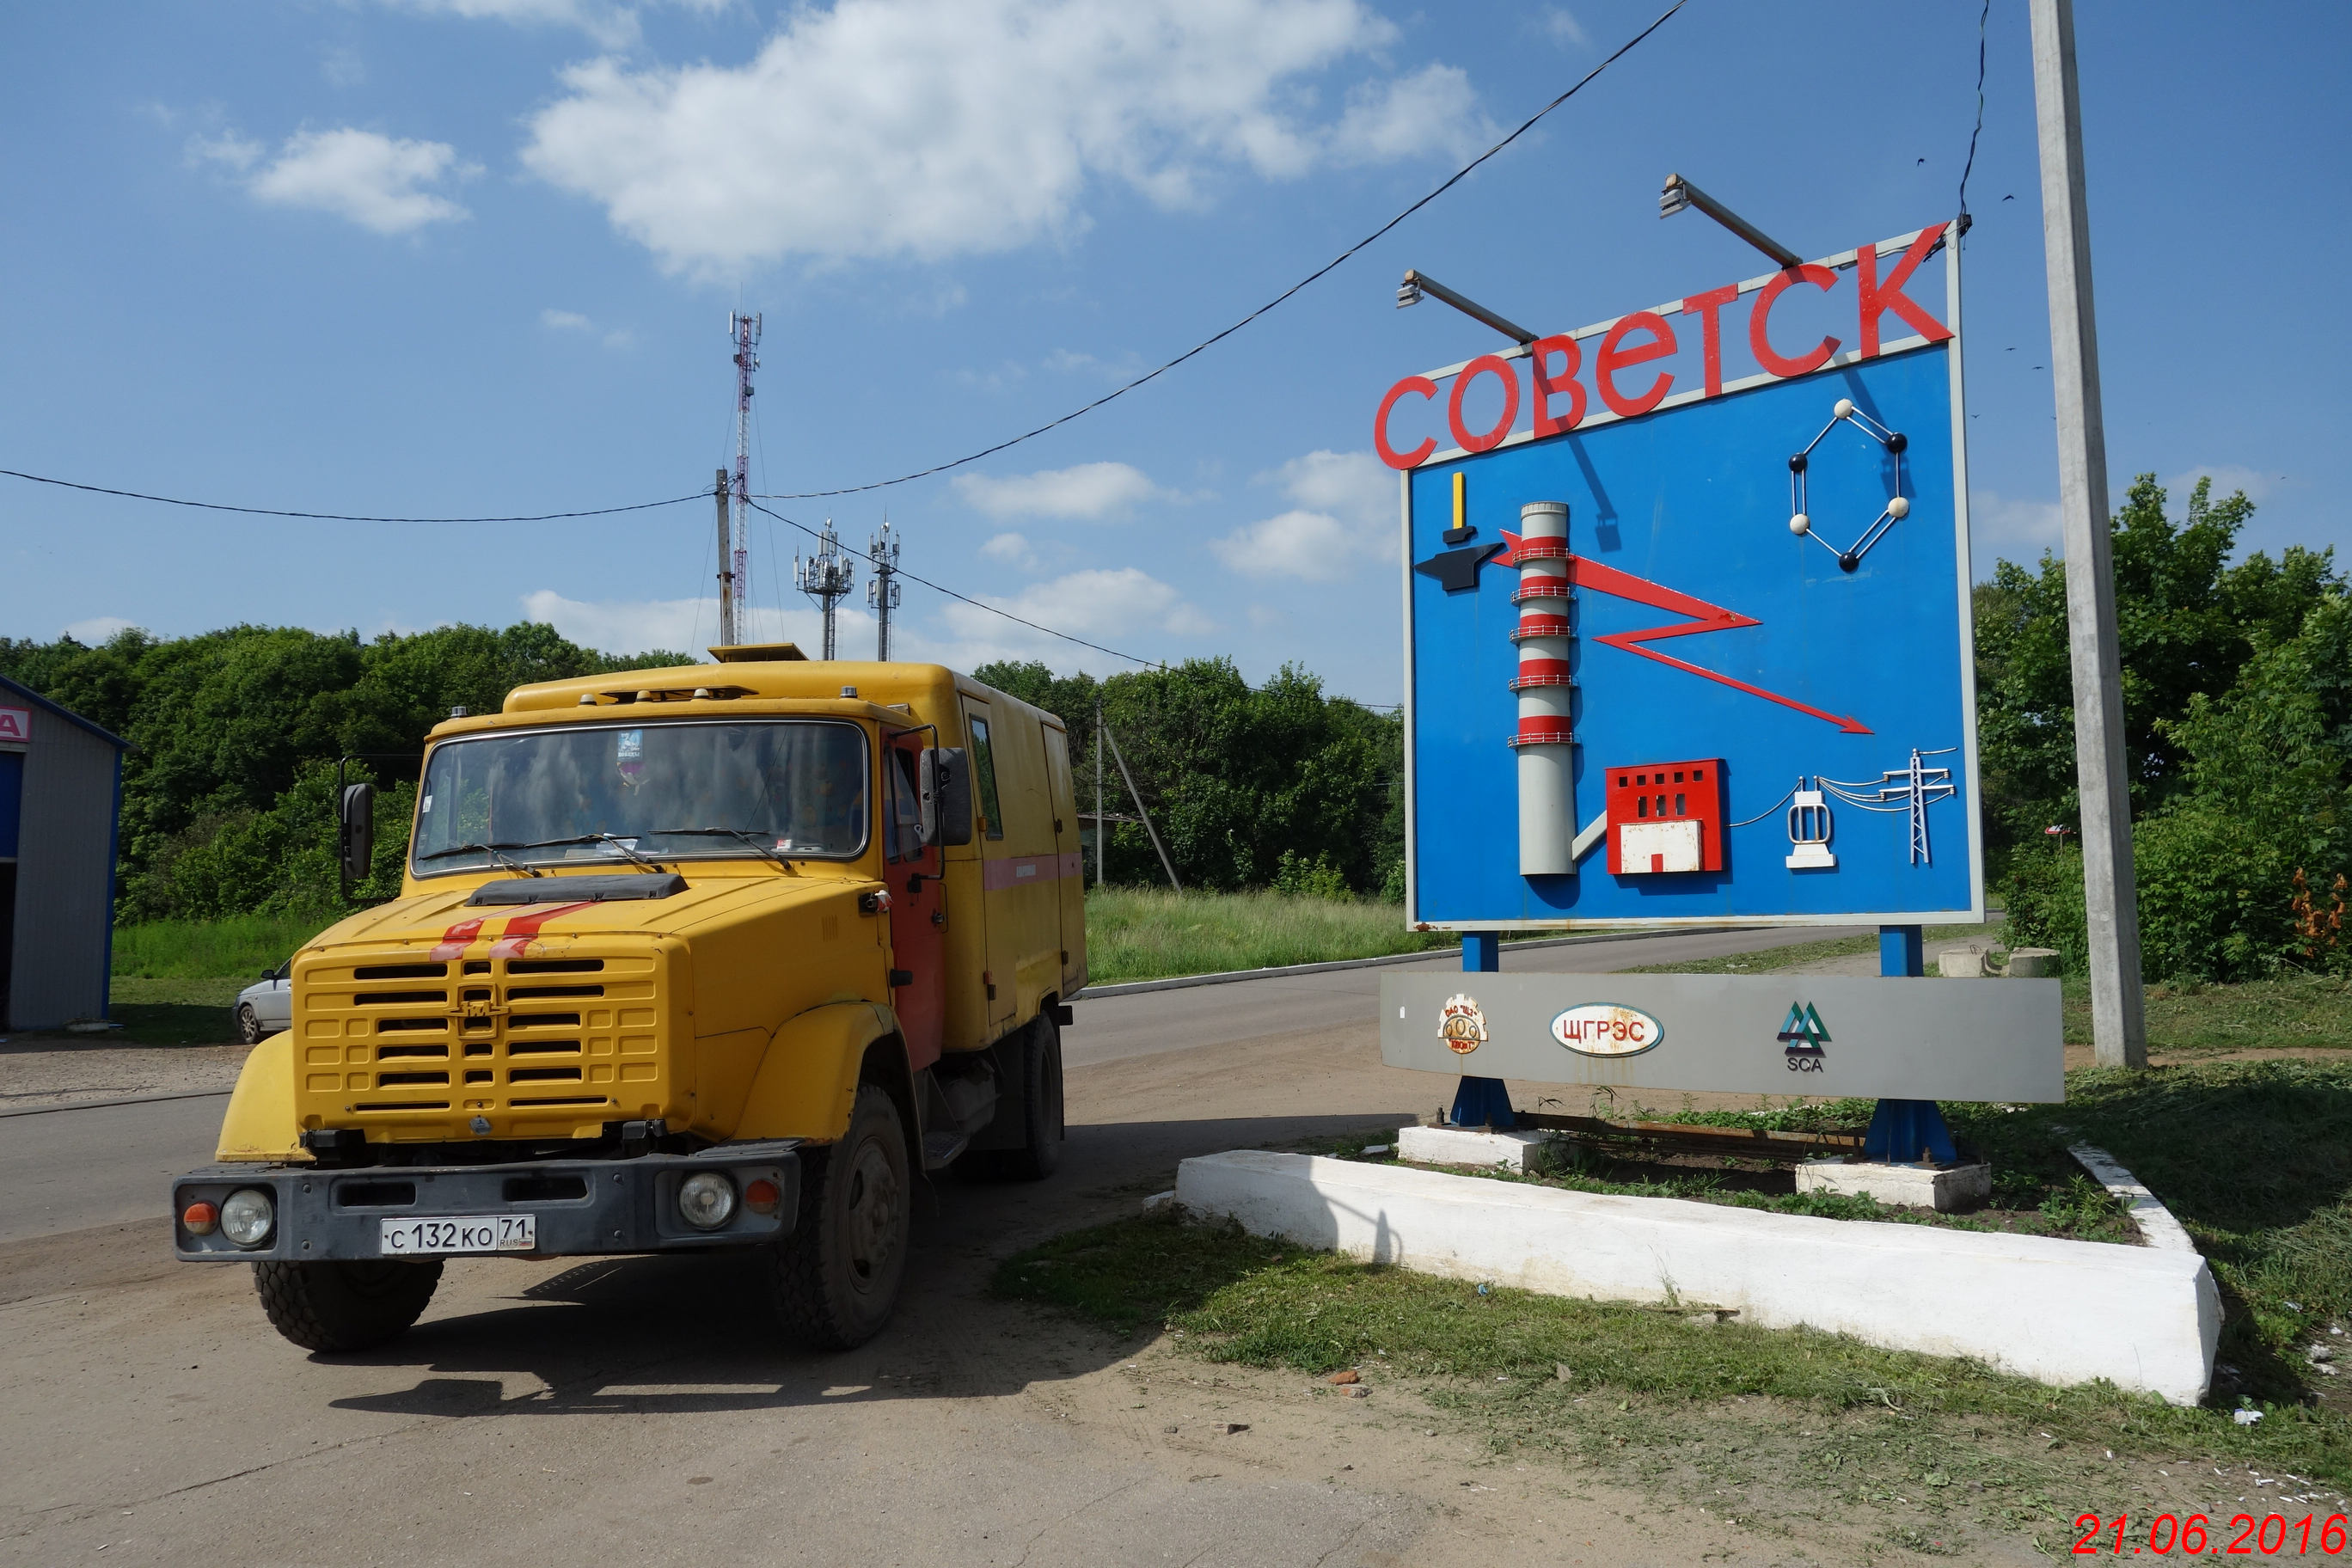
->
(1389, 224, 1981, 929)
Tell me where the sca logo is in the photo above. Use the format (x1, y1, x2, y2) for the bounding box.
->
(1777, 1002, 1829, 1074)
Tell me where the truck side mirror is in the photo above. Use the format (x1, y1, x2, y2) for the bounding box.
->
(920, 748, 973, 847)
(339, 781, 377, 884)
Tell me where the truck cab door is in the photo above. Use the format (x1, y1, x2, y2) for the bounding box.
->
(883, 736, 945, 1071)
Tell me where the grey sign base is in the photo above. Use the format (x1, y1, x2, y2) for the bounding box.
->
(1381, 973, 2063, 1104)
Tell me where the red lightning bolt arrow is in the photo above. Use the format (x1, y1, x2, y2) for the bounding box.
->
(1503, 534, 1871, 735)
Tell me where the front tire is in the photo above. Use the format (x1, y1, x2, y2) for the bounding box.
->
(235, 1003, 266, 1045)
(767, 1083, 911, 1351)
(254, 1259, 444, 1352)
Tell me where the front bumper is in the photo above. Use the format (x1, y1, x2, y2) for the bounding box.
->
(171, 1143, 800, 1263)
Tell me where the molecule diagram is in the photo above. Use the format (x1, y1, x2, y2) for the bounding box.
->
(1786, 399, 1910, 573)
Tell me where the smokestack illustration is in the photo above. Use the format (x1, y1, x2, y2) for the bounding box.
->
(1506, 500, 1575, 875)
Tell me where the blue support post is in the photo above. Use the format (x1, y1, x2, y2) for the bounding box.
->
(1448, 932, 1516, 1130)
(1863, 923, 1957, 1165)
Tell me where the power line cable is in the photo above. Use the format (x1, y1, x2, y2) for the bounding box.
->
(1957, 0, 1989, 227)
(0, 468, 705, 524)
(752, 0, 1689, 502)
(746, 498, 1159, 668)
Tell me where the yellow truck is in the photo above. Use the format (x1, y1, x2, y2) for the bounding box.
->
(171, 648, 1085, 1352)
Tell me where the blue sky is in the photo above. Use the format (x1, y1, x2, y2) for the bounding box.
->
(3, 0, 2344, 705)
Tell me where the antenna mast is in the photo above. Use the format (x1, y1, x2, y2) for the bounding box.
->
(726, 310, 762, 646)
(795, 519, 854, 659)
(867, 519, 901, 659)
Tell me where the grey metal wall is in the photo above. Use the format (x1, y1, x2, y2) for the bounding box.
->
(8, 705, 119, 1029)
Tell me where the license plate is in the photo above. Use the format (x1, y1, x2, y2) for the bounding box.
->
(379, 1215, 536, 1255)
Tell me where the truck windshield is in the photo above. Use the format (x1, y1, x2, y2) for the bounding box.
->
(411, 720, 869, 875)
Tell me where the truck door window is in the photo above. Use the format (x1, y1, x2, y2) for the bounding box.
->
(966, 714, 1004, 841)
(883, 747, 922, 863)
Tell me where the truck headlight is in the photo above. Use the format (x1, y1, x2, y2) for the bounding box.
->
(677, 1173, 736, 1231)
(220, 1188, 276, 1247)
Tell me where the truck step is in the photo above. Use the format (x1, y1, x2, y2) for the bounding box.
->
(922, 1130, 971, 1171)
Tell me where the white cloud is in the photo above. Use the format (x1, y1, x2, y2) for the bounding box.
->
(931, 567, 1210, 671)
(2165, 463, 2280, 505)
(954, 461, 1164, 521)
(1210, 507, 1363, 581)
(63, 616, 137, 644)
(205, 127, 479, 234)
(321, 46, 368, 87)
(1332, 64, 1487, 165)
(1969, 490, 2063, 567)
(1540, 7, 1590, 47)
(378, 0, 727, 50)
(541, 307, 634, 347)
(187, 131, 264, 171)
(518, 0, 1480, 272)
(979, 531, 1038, 568)
(1208, 448, 1397, 580)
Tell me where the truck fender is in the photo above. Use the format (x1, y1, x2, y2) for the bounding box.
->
(734, 1001, 899, 1144)
(215, 1031, 313, 1164)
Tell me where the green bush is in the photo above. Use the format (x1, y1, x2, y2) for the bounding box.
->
(1271, 849, 1351, 900)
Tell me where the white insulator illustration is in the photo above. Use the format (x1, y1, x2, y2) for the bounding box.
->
(1785, 777, 1836, 868)
(1506, 499, 1575, 876)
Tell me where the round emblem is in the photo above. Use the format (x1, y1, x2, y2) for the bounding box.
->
(1550, 1003, 1663, 1057)
(1437, 994, 1488, 1056)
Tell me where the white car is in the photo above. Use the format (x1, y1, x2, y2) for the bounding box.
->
(234, 960, 294, 1044)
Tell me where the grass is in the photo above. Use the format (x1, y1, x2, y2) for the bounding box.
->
(1082, 886, 1459, 983)
(998, 1206, 2350, 1532)
(998, 1032, 2352, 1545)
(111, 910, 330, 980)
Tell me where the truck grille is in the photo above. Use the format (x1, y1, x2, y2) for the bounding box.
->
(290, 949, 671, 1139)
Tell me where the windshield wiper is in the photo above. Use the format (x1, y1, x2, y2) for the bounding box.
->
(420, 835, 666, 873)
(415, 842, 543, 877)
(649, 827, 795, 870)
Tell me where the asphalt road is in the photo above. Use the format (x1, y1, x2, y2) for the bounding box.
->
(0, 923, 1875, 1568)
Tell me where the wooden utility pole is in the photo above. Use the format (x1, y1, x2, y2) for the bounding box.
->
(2030, 0, 2146, 1067)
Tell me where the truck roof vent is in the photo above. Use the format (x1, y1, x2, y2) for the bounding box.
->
(709, 641, 808, 663)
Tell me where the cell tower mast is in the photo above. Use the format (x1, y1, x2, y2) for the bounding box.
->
(867, 519, 901, 659)
(726, 310, 762, 646)
(795, 519, 854, 659)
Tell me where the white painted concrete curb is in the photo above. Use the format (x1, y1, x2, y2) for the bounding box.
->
(1173, 1150, 2221, 1406)
(2069, 1142, 2201, 1255)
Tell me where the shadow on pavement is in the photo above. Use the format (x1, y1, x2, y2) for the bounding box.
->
(318, 1110, 1409, 1420)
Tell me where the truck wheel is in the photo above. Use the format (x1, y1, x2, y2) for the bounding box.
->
(253, 1259, 444, 1353)
(768, 1083, 910, 1351)
(981, 1013, 1065, 1182)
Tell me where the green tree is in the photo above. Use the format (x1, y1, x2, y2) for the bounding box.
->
(1974, 475, 2339, 859)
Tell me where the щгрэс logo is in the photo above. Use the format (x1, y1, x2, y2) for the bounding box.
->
(1777, 1001, 1828, 1073)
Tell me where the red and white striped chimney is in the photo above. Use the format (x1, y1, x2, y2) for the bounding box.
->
(1506, 499, 1575, 875)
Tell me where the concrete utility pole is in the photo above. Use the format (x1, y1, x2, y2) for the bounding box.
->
(2030, 0, 2147, 1068)
(1093, 695, 1105, 887)
(867, 520, 901, 659)
(713, 468, 736, 647)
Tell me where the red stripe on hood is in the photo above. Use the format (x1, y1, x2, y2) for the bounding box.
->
(430, 917, 487, 961)
(487, 902, 597, 959)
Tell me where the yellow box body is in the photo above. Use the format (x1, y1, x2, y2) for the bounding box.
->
(216, 659, 1086, 1162)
